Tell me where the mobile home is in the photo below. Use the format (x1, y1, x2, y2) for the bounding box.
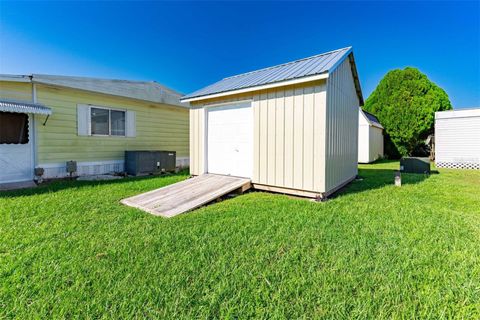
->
(0, 74, 190, 185)
(435, 108, 480, 169)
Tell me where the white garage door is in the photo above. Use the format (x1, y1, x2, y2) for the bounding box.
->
(207, 102, 253, 178)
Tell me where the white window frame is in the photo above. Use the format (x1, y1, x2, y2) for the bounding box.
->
(89, 105, 127, 137)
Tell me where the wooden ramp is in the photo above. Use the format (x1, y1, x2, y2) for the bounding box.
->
(121, 174, 251, 218)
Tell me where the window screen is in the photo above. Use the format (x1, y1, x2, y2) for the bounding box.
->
(111, 110, 125, 136)
(0, 112, 29, 144)
(91, 108, 109, 135)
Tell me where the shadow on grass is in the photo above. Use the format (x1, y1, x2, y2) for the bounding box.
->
(0, 170, 190, 199)
(334, 166, 432, 198)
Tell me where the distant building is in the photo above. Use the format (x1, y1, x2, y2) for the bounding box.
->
(435, 108, 480, 169)
(358, 109, 383, 163)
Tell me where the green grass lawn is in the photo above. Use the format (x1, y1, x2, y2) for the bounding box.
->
(1, 161, 479, 319)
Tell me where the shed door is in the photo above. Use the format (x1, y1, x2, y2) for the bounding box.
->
(207, 102, 253, 178)
(0, 112, 34, 183)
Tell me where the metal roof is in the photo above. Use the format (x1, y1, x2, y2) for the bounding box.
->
(0, 74, 188, 108)
(361, 109, 383, 129)
(0, 99, 52, 115)
(182, 47, 362, 102)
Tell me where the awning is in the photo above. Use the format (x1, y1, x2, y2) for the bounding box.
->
(0, 99, 52, 115)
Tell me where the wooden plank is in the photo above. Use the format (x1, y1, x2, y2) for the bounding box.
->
(121, 174, 251, 218)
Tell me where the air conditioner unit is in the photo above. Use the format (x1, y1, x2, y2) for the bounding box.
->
(125, 151, 176, 176)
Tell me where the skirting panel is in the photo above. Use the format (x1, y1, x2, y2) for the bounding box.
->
(436, 162, 480, 170)
(38, 157, 190, 179)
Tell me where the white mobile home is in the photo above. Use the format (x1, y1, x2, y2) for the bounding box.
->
(181, 47, 363, 199)
(435, 108, 480, 170)
(358, 109, 384, 163)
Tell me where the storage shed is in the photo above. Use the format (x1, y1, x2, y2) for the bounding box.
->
(181, 47, 363, 198)
(435, 108, 480, 170)
(358, 109, 384, 163)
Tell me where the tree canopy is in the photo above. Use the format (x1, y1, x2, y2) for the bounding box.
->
(364, 67, 452, 157)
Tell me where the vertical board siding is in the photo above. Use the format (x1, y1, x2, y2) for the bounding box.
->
(274, 91, 285, 186)
(284, 89, 295, 188)
(190, 81, 328, 192)
(253, 95, 261, 181)
(313, 84, 327, 191)
(293, 87, 304, 189)
(325, 56, 360, 191)
(259, 92, 269, 183)
(267, 91, 276, 185)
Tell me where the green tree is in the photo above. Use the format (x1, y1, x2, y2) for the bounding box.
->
(364, 67, 452, 157)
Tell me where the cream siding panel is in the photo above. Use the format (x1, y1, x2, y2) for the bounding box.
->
(253, 95, 261, 181)
(198, 109, 205, 174)
(325, 57, 359, 192)
(267, 91, 276, 185)
(258, 93, 269, 183)
(189, 110, 195, 174)
(34, 85, 189, 164)
(274, 91, 285, 186)
(303, 86, 315, 191)
(284, 89, 295, 188)
(293, 87, 304, 189)
(313, 84, 327, 191)
(190, 81, 328, 193)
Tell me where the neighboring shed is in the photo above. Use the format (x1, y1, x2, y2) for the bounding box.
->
(435, 108, 480, 170)
(0, 74, 189, 184)
(181, 47, 363, 199)
(358, 109, 384, 163)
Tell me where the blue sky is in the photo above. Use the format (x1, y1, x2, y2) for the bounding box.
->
(0, 1, 479, 108)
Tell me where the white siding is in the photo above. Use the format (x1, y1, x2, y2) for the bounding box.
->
(435, 109, 480, 169)
(325, 57, 359, 192)
(369, 126, 384, 162)
(358, 111, 384, 163)
(358, 122, 370, 163)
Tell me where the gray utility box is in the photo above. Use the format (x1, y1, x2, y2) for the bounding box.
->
(400, 157, 431, 174)
(125, 151, 176, 176)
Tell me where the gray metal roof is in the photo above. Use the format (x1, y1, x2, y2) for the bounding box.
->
(0, 99, 52, 115)
(182, 47, 361, 101)
(0, 74, 188, 108)
(361, 109, 383, 129)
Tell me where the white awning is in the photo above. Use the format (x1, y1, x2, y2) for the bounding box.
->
(0, 99, 52, 115)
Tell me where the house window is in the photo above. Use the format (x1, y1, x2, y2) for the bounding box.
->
(0, 112, 29, 144)
(91, 107, 125, 136)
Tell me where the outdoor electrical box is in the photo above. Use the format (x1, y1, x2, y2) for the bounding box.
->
(125, 151, 176, 176)
(400, 157, 431, 174)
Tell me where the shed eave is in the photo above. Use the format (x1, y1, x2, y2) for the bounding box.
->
(181, 73, 329, 103)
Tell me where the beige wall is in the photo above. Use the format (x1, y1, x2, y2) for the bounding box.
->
(325, 57, 360, 192)
(190, 55, 360, 196)
(190, 80, 328, 193)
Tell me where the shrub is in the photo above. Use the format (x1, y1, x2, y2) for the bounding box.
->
(364, 67, 452, 157)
